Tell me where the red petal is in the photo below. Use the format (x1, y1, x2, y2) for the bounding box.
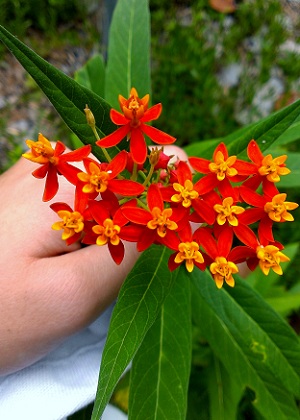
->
(168, 253, 180, 272)
(107, 150, 128, 178)
(228, 246, 255, 263)
(75, 182, 89, 214)
(43, 165, 58, 201)
(189, 157, 210, 174)
(130, 128, 147, 164)
(147, 183, 163, 211)
(192, 198, 216, 225)
(137, 229, 156, 252)
(234, 159, 257, 175)
(119, 224, 144, 242)
(258, 218, 274, 242)
(178, 223, 192, 242)
(218, 178, 238, 199)
(57, 162, 80, 185)
(194, 173, 219, 195)
(195, 227, 218, 260)
(110, 109, 128, 125)
(177, 161, 192, 184)
(60, 145, 91, 162)
(66, 232, 82, 246)
(108, 241, 124, 265)
(122, 207, 151, 224)
(233, 224, 258, 249)
(238, 208, 264, 225)
(160, 185, 175, 202)
(50, 202, 73, 213)
(217, 227, 233, 257)
(32, 164, 49, 179)
(242, 174, 262, 190)
(108, 179, 145, 196)
(262, 179, 280, 196)
(239, 186, 265, 207)
(54, 141, 66, 156)
(97, 124, 130, 148)
(213, 143, 228, 160)
(141, 124, 176, 145)
(89, 201, 110, 225)
(160, 230, 180, 251)
(247, 139, 264, 165)
(141, 103, 162, 122)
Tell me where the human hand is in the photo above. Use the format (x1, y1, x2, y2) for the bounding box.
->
(0, 144, 187, 375)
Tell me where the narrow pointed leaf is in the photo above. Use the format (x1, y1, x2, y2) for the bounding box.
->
(0, 25, 118, 161)
(128, 267, 192, 419)
(207, 355, 243, 420)
(191, 270, 300, 420)
(186, 99, 300, 161)
(105, 0, 151, 108)
(74, 53, 105, 98)
(92, 245, 175, 419)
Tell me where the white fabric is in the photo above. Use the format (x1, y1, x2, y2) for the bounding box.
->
(0, 304, 127, 420)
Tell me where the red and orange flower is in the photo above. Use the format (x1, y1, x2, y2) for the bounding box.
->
(22, 133, 91, 201)
(97, 88, 176, 164)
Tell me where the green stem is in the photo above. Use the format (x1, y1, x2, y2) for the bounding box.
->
(131, 162, 138, 181)
(137, 197, 149, 210)
(143, 164, 155, 187)
(91, 125, 112, 163)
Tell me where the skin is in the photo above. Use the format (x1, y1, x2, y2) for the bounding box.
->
(0, 144, 187, 376)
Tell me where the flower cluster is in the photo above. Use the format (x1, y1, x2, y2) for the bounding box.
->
(22, 88, 298, 288)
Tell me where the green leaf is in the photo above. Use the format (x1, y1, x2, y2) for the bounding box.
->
(266, 294, 300, 318)
(185, 99, 300, 160)
(128, 267, 192, 419)
(207, 355, 243, 420)
(91, 245, 175, 419)
(191, 270, 300, 420)
(275, 118, 300, 145)
(105, 0, 151, 108)
(0, 24, 118, 161)
(74, 53, 105, 98)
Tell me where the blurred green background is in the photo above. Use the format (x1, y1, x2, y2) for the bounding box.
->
(0, 0, 299, 279)
(1, 3, 300, 417)
(0, 0, 299, 169)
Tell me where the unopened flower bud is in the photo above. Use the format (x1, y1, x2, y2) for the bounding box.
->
(84, 105, 96, 128)
(149, 147, 164, 167)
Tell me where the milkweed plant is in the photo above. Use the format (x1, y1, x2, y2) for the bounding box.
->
(1, 0, 300, 418)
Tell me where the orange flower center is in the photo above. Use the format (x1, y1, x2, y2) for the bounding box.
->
(52, 210, 84, 240)
(174, 241, 204, 272)
(78, 162, 109, 194)
(213, 197, 245, 226)
(147, 207, 178, 238)
(208, 151, 237, 181)
(171, 179, 199, 208)
(264, 193, 298, 222)
(210, 256, 238, 289)
(93, 218, 121, 246)
(119, 88, 149, 128)
(258, 154, 291, 182)
(23, 134, 56, 164)
(256, 245, 290, 276)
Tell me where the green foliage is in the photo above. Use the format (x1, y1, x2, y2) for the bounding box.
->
(150, 0, 289, 145)
(105, 0, 151, 108)
(92, 245, 177, 418)
(128, 266, 191, 419)
(0, 0, 88, 37)
(1, 1, 300, 418)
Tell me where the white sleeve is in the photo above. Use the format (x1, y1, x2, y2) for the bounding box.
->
(0, 304, 127, 420)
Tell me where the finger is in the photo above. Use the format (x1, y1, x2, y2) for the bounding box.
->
(38, 241, 140, 335)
